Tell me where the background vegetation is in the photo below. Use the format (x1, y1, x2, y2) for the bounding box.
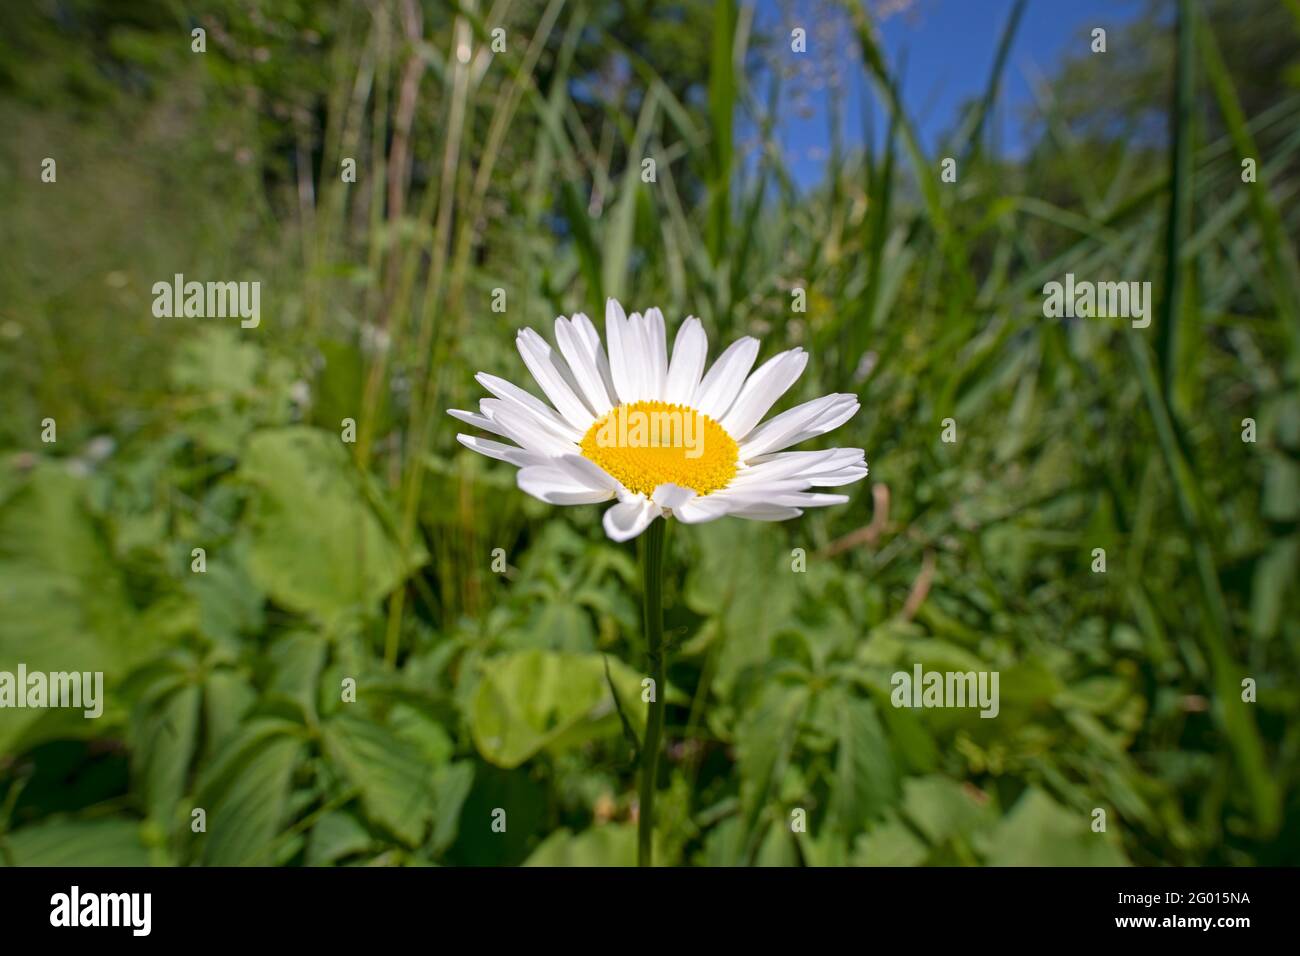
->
(0, 0, 1297, 866)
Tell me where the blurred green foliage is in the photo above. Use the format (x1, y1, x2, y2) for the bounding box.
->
(0, 0, 1297, 866)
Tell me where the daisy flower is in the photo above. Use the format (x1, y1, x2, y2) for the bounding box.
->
(451, 298, 868, 866)
(449, 299, 868, 541)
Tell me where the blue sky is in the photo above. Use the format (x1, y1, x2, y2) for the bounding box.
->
(753, 0, 1146, 187)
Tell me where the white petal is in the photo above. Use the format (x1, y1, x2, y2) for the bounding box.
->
(683, 482, 848, 517)
(726, 503, 805, 521)
(776, 399, 861, 451)
(748, 447, 865, 469)
(716, 477, 819, 498)
(643, 307, 668, 400)
(572, 312, 619, 403)
(731, 449, 842, 482)
(448, 408, 498, 433)
(482, 400, 578, 457)
(694, 336, 760, 419)
(572, 311, 602, 353)
(673, 495, 734, 524)
(475, 373, 580, 442)
(764, 491, 850, 508)
(710, 486, 848, 511)
(456, 434, 543, 468)
(733, 448, 867, 487)
(555, 453, 627, 496)
(555, 316, 615, 415)
(806, 465, 869, 486)
(664, 317, 707, 405)
(720, 348, 808, 438)
(602, 497, 660, 541)
(652, 483, 697, 513)
(516, 329, 597, 431)
(735, 394, 842, 458)
(739, 394, 860, 459)
(517, 465, 616, 505)
(604, 299, 635, 405)
(624, 311, 650, 401)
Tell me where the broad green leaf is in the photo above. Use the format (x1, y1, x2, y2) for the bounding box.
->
(2, 819, 151, 867)
(389, 703, 455, 769)
(196, 719, 305, 866)
(266, 630, 328, 719)
(828, 693, 899, 834)
(900, 775, 995, 845)
(170, 326, 261, 396)
(509, 602, 596, 652)
(470, 650, 646, 768)
(976, 787, 1129, 866)
(200, 670, 256, 762)
(699, 816, 745, 867)
(523, 825, 639, 867)
(186, 541, 264, 650)
(239, 427, 424, 623)
(683, 521, 799, 694)
(306, 811, 374, 866)
(168, 328, 270, 454)
(735, 683, 809, 852)
(853, 814, 929, 867)
(324, 711, 435, 846)
(131, 680, 201, 826)
(0, 464, 143, 753)
(428, 761, 475, 857)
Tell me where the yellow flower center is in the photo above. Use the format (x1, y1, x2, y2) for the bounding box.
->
(580, 400, 739, 497)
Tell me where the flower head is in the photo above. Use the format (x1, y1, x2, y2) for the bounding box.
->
(450, 299, 867, 541)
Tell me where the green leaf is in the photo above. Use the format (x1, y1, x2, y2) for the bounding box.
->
(976, 788, 1129, 866)
(186, 541, 264, 650)
(389, 703, 455, 769)
(828, 693, 899, 834)
(195, 719, 304, 866)
(853, 814, 929, 867)
(470, 650, 646, 768)
(266, 630, 328, 720)
(900, 775, 994, 845)
(306, 811, 374, 866)
(510, 602, 596, 652)
(1250, 537, 1298, 641)
(0, 464, 143, 753)
(523, 825, 639, 867)
(324, 711, 435, 846)
(3, 819, 151, 867)
(131, 680, 201, 826)
(735, 683, 809, 854)
(239, 427, 424, 623)
(200, 670, 256, 762)
(755, 821, 800, 867)
(428, 761, 475, 857)
(170, 326, 262, 395)
(683, 521, 799, 694)
(168, 328, 270, 454)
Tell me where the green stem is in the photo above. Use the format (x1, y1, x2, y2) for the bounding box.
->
(638, 517, 667, 867)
